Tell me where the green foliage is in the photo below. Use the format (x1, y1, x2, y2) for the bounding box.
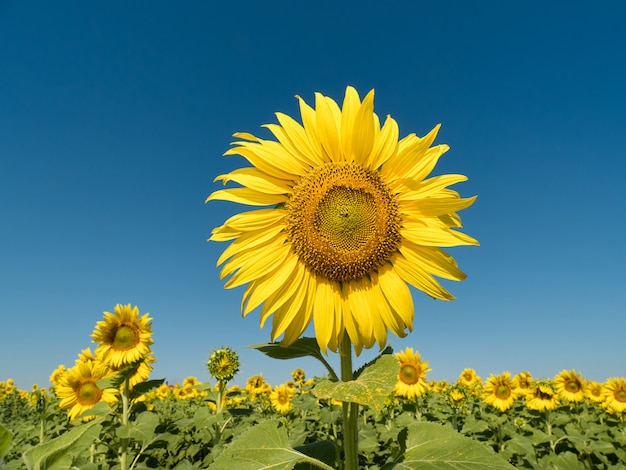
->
(381, 422, 515, 469)
(312, 355, 398, 409)
(210, 420, 333, 470)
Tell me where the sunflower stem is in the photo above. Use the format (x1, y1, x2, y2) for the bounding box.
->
(120, 377, 130, 470)
(340, 335, 358, 470)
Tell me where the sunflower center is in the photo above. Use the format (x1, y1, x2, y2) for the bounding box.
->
(495, 384, 511, 399)
(278, 392, 289, 405)
(77, 381, 102, 406)
(615, 389, 626, 403)
(566, 380, 581, 393)
(286, 163, 401, 283)
(399, 364, 420, 385)
(113, 325, 139, 351)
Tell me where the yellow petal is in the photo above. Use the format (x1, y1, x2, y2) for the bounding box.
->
(313, 276, 339, 353)
(259, 260, 307, 326)
(315, 92, 341, 161)
(214, 168, 291, 195)
(206, 188, 286, 206)
(339, 86, 360, 162)
(399, 242, 466, 281)
(217, 224, 285, 267)
(393, 255, 455, 300)
(377, 263, 414, 327)
(402, 225, 479, 247)
(350, 89, 376, 165)
(223, 241, 290, 288)
(297, 95, 325, 161)
(366, 115, 399, 170)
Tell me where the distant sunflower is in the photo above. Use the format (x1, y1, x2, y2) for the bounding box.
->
(525, 380, 560, 411)
(246, 374, 267, 396)
(207, 86, 478, 354)
(603, 377, 626, 413)
(512, 371, 533, 396)
(92, 304, 153, 368)
(207, 347, 240, 382)
(394, 347, 430, 399)
(585, 381, 604, 404)
(457, 368, 482, 389)
(55, 359, 117, 421)
(554, 370, 585, 403)
(292, 368, 306, 384)
(270, 384, 294, 413)
(482, 372, 518, 412)
(49, 364, 67, 388)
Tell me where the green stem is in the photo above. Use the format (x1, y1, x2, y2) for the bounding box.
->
(216, 380, 226, 413)
(340, 335, 358, 470)
(120, 378, 130, 470)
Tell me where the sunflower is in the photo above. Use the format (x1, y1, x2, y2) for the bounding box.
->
(108, 354, 155, 389)
(482, 372, 518, 412)
(584, 381, 604, 404)
(554, 370, 585, 403)
(246, 374, 267, 396)
(525, 380, 560, 411)
(207, 347, 240, 382)
(292, 368, 306, 384)
(49, 364, 67, 388)
(603, 377, 626, 413)
(394, 347, 430, 399)
(446, 385, 470, 409)
(207, 86, 478, 354)
(92, 304, 153, 368)
(457, 368, 482, 391)
(270, 384, 294, 413)
(512, 371, 533, 396)
(55, 358, 117, 420)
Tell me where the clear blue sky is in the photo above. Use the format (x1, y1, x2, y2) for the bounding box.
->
(2, 1, 625, 390)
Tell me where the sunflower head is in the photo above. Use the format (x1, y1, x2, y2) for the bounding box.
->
(554, 370, 585, 403)
(270, 384, 294, 413)
(92, 304, 153, 368)
(512, 371, 533, 395)
(585, 381, 604, 403)
(291, 368, 306, 385)
(446, 385, 470, 410)
(394, 347, 431, 400)
(49, 364, 67, 388)
(603, 377, 626, 413)
(525, 380, 560, 411)
(207, 347, 240, 382)
(208, 86, 478, 354)
(482, 372, 518, 412)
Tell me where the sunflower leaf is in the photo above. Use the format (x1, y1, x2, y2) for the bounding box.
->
(353, 346, 393, 379)
(129, 378, 165, 399)
(311, 354, 397, 410)
(249, 338, 338, 381)
(380, 422, 515, 469)
(209, 420, 333, 470)
(0, 423, 11, 458)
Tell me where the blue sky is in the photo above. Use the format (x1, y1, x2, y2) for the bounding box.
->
(1, 1, 625, 390)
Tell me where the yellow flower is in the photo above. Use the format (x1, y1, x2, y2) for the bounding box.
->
(446, 384, 469, 409)
(512, 371, 533, 395)
(394, 348, 430, 399)
(457, 368, 482, 388)
(585, 381, 604, 404)
(246, 374, 267, 395)
(49, 364, 67, 388)
(207, 86, 478, 354)
(92, 304, 153, 368)
(603, 377, 626, 413)
(292, 368, 306, 384)
(554, 370, 585, 403)
(55, 358, 117, 421)
(108, 354, 155, 389)
(482, 372, 518, 412)
(525, 380, 560, 411)
(270, 384, 294, 413)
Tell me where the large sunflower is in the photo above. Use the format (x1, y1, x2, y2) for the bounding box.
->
(55, 358, 117, 421)
(554, 369, 585, 403)
(208, 86, 478, 354)
(91, 304, 153, 368)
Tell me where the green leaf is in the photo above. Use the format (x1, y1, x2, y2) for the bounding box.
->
(22, 419, 102, 470)
(129, 378, 165, 399)
(249, 338, 338, 381)
(381, 422, 515, 469)
(209, 420, 333, 470)
(0, 423, 12, 458)
(293, 441, 336, 470)
(311, 354, 398, 410)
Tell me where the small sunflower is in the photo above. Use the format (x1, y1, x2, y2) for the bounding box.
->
(207, 86, 478, 354)
(246, 374, 267, 396)
(585, 381, 605, 404)
(512, 371, 533, 396)
(292, 368, 306, 384)
(207, 347, 240, 382)
(603, 377, 626, 413)
(525, 380, 560, 411)
(55, 358, 117, 420)
(554, 370, 585, 403)
(482, 372, 518, 412)
(270, 384, 294, 413)
(49, 364, 67, 388)
(457, 368, 482, 388)
(92, 304, 153, 368)
(446, 384, 470, 409)
(394, 347, 430, 399)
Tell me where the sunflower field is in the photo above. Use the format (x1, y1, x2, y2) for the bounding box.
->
(1, 315, 625, 469)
